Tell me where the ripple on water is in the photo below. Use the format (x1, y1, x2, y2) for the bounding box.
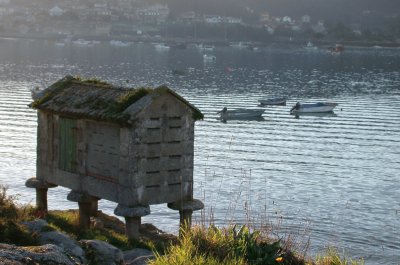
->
(0, 43, 399, 264)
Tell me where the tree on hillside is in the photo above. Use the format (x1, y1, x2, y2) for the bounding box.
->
(327, 22, 354, 40)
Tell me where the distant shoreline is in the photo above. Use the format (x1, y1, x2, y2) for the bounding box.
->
(1, 33, 399, 49)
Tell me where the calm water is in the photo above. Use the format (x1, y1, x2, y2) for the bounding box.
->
(0, 38, 399, 264)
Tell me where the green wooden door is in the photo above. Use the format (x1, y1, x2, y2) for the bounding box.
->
(59, 117, 77, 173)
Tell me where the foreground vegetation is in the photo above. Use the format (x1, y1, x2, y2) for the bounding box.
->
(0, 186, 364, 265)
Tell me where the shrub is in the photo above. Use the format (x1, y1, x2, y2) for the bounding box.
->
(0, 186, 38, 245)
(151, 224, 303, 265)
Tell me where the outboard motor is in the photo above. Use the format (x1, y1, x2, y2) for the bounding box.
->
(290, 102, 300, 114)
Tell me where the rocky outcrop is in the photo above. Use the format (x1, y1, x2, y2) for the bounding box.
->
(80, 239, 124, 265)
(1, 219, 160, 265)
(40, 231, 86, 264)
(0, 243, 78, 265)
(123, 248, 155, 265)
(22, 219, 86, 264)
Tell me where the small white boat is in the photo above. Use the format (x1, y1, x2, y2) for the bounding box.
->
(55, 41, 66, 47)
(304, 41, 318, 50)
(154, 43, 170, 51)
(197, 43, 215, 51)
(230, 41, 249, 49)
(218, 107, 265, 120)
(110, 40, 131, 47)
(290, 102, 338, 115)
(258, 97, 287, 106)
(203, 54, 216, 62)
(72, 39, 95, 47)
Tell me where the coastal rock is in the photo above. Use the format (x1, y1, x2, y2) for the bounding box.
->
(123, 248, 155, 265)
(80, 239, 124, 265)
(22, 219, 86, 264)
(21, 219, 48, 233)
(39, 231, 86, 264)
(0, 243, 77, 265)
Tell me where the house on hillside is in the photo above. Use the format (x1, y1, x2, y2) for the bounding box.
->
(26, 75, 204, 239)
(301, 15, 311, 24)
(49, 6, 64, 17)
(136, 4, 169, 25)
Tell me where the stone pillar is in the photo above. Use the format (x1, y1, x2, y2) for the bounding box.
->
(168, 199, 204, 233)
(114, 204, 150, 240)
(25, 177, 57, 213)
(179, 209, 193, 230)
(67, 190, 97, 230)
(90, 197, 100, 217)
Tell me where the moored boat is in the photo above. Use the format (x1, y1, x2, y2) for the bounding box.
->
(110, 40, 131, 47)
(218, 107, 265, 120)
(290, 102, 338, 115)
(203, 54, 216, 62)
(328, 44, 344, 54)
(72, 39, 95, 47)
(196, 43, 215, 51)
(304, 41, 318, 50)
(154, 43, 170, 51)
(258, 97, 287, 106)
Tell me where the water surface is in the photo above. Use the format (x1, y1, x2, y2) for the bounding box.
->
(0, 39, 399, 264)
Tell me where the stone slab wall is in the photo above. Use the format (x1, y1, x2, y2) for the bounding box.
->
(36, 92, 196, 207)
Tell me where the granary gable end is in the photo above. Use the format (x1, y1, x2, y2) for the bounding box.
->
(26, 75, 204, 240)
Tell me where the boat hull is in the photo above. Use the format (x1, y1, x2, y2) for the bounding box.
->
(219, 108, 265, 120)
(258, 97, 287, 106)
(290, 102, 338, 114)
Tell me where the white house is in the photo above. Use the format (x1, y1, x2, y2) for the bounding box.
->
(282, 16, 292, 23)
(302, 15, 311, 23)
(49, 6, 64, 17)
(0, 7, 14, 17)
(136, 4, 170, 24)
(224, 16, 242, 24)
(266, 26, 275, 34)
(204, 15, 223, 24)
(259, 12, 271, 23)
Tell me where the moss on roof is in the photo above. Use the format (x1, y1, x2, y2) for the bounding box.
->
(30, 75, 203, 124)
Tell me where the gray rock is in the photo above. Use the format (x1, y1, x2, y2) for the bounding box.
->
(80, 239, 124, 265)
(39, 231, 86, 264)
(21, 219, 48, 233)
(124, 248, 155, 265)
(0, 243, 77, 265)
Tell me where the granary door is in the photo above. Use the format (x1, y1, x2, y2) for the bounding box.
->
(58, 117, 77, 173)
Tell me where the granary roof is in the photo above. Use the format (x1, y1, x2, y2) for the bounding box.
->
(30, 75, 203, 125)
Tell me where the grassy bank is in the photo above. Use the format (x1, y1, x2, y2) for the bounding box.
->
(0, 186, 363, 265)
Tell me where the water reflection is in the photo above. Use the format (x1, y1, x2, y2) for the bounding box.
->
(292, 112, 338, 118)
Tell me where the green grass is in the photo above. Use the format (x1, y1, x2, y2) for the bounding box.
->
(44, 210, 153, 251)
(150, 225, 304, 265)
(315, 248, 364, 265)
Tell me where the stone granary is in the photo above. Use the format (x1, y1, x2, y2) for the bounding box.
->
(26, 75, 204, 239)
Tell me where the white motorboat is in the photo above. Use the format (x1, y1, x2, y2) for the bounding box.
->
(203, 54, 216, 62)
(230, 41, 249, 49)
(218, 107, 265, 120)
(258, 97, 287, 106)
(72, 39, 95, 47)
(196, 43, 215, 51)
(110, 40, 131, 47)
(154, 43, 170, 51)
(290, 102, 338, 115)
